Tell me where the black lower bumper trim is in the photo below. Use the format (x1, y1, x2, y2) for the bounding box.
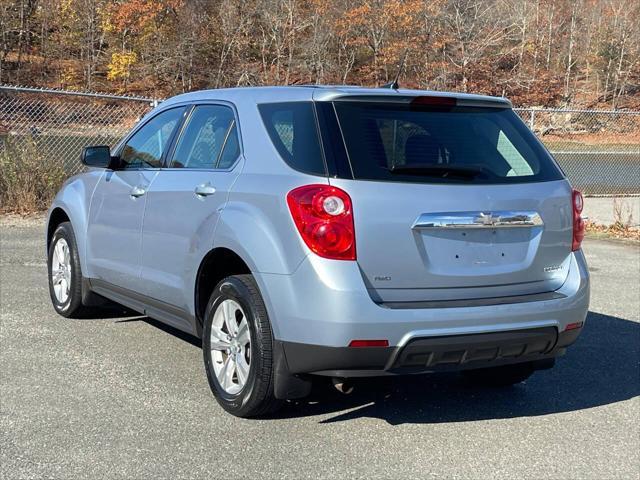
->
(282, 341, 391, 374)
(391, 327, 557, 371)
(280, 327, 582, 378)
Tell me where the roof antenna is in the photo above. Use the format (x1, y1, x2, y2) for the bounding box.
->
(381, 49, 408, 90)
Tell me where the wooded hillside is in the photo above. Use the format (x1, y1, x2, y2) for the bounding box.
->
(1, 0, 639, 107)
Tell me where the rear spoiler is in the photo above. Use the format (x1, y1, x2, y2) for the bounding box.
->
(313, 92, 512, 109)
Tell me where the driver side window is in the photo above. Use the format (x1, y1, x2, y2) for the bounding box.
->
(119, 107, 185, 169)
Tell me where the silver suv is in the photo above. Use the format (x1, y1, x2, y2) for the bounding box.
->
(46, 86, 590, 417)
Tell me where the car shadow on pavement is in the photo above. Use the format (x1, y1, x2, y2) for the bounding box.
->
(115, 316, 202, 348)
(272, 311, 640, 424)
(119, 310, 639, 425)
(78, 306, 139, 320)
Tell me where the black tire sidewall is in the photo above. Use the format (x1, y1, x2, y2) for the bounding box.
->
(202, 276, 271, 415)
(47, 222, 83, 316)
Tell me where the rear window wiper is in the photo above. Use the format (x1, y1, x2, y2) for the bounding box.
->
(387, 163, 487, 179)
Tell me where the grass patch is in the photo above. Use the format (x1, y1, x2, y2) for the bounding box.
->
(585, 221, 640, 244)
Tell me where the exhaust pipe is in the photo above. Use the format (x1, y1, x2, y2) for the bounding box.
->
(332, 377, 354, 395)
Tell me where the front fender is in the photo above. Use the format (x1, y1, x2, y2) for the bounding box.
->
(46, 170, 103, 276)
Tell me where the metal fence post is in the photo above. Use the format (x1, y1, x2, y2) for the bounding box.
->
(530, 109, 535, 130)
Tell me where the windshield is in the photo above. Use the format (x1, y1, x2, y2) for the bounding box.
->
(332, 102, 564, 184)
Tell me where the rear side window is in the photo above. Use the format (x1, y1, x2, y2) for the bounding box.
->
(258, 102, 326, 176)
(217, 122, 240, 169)
(332, 102, 563, 184)
(170, 105, 239, 169)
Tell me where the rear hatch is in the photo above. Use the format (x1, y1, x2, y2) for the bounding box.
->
(318, 97, 573, 303)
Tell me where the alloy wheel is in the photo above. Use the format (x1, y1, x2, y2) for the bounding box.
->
(51, 238, 72, 304)
(210, 299, 251, 395)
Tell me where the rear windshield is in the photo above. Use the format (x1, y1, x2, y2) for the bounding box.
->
(332, 102, 564, 184)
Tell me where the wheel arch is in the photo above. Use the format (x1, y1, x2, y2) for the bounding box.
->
(47, 207, 71, 248)
(46, 200, 89, 273)
(46, 173, 101, 276)
(194, 247, 252, 337)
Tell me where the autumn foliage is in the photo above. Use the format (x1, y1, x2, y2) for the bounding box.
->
(1, 0, 639, 107)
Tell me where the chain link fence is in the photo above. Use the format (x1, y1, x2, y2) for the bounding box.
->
(1, 85, 639, 196)
(514, 107, 640, 196)
(0, 85, 155, 176)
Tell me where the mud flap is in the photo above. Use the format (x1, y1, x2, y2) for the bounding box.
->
(273, 340, 313, 400)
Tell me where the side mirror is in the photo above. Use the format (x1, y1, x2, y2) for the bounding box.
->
(81, 145, 119, 169)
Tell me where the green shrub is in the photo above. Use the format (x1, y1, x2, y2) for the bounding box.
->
(0, 135, 66, 213)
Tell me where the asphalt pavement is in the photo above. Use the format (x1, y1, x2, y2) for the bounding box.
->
(1, 218, 638, 479)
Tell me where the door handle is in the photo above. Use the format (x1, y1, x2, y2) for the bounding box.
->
(130, 185, 146, 198)
(194, 183, 216, 197)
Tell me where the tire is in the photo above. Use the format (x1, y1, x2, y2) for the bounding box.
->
(462, 362, 536, 387)
(47, 221, 92, 318)
(202, 274, 282, 418)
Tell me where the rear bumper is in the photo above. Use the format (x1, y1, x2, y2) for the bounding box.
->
(278, 326, 582, 377)
(255, 249, 590, 349)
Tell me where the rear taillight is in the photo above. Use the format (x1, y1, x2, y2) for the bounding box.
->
(287, 184, 356, 260)
(572, 189, 585, 251)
